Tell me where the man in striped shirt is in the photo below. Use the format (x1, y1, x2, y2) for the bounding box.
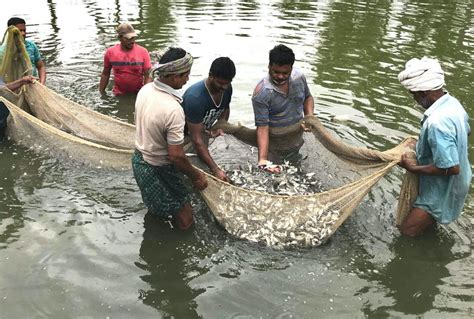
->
(252, 44, 314, 173)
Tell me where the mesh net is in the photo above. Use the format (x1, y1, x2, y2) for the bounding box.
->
(0, 25, 418, 247)
(0, 26, 32, 83)
(199, 120, 417, 247)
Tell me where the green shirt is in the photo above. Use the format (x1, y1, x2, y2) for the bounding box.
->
(24, 39, 42, 77)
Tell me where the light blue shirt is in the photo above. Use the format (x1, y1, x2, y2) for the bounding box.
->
(24, 39, 42, 77)
(414, 93, 472, 223)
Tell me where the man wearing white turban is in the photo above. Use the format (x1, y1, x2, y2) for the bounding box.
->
(398, 57, 471, 237)
(132, 47, 207, 230)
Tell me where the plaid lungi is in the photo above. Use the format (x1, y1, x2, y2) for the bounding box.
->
(132, 150, 190, 219)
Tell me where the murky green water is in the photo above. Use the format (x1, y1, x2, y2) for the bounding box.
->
(1, 1, 473, 318)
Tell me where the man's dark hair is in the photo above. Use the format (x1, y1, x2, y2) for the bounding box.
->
(209, 57, 236, 81)
(269, 44, 295, 66)
(7, 17, 26, 27)
(159, 47, 186, 64)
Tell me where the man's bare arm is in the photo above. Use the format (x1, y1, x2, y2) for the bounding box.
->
(99, 66, 111, 94)
(188, 121, 229, 182)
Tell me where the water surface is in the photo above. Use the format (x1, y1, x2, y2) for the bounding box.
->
(1, 1, 472, 318)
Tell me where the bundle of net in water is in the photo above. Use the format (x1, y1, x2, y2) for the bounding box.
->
(0, 26, 32, 83)
(0, 24, 418, 247)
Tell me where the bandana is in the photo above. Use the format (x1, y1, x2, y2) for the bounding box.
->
(153, 52, 193, 77)
(398, 57, 445, 92)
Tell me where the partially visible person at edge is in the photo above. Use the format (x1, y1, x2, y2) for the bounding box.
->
(99, 22, 152, 96)
(132, 47, 208, 230)
(251, 44, 314, 173)
(0, 75, 37, 138)
(182, 57, 236, 182)
(6, 17, 46, 85)
(397, 57, 471, 237)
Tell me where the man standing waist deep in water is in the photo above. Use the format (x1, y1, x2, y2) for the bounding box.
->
(398, 57, 471, 237)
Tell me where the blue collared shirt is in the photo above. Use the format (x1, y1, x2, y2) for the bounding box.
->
(24, 39, 42, 77)
(414, 93, 472, 223)
(252, 68, 311, 127)
(182, 79, 232, 130)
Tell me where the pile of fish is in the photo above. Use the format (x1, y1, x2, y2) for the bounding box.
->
(226, 161, 324, 195)
(223, 162, 341, 248)
(228, 207, 341, 248)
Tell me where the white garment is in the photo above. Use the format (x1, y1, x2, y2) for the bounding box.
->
(398, 57, 445, 92)
(134, 81, 185, 166)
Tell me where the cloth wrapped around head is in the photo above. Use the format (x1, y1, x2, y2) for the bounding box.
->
(152, 52, 193, 77)
(398, 57, 445, 91)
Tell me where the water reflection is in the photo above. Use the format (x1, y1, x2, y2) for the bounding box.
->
(274, 1, 317, 20)
(375, 231, 457, 316)
(141, 0, 176, 49)
(0, 143, 50, 249)
(311, 0, 474, 148)
(0, 143, 26, 249)
(137, 212, 204, 318)
(99, 93, 136, 123)
(45, 0, 61, 64)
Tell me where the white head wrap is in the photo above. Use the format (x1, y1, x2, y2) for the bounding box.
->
(398, 57, 445, 91)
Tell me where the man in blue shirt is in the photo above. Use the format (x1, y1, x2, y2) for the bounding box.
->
(7, 17, 46, 84)
(182, 57, 236, 182)
(252, 44, 314, 173)
(398, 57, 471, 237)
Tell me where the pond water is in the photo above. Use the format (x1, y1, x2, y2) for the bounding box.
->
(1, 1, 473, 318)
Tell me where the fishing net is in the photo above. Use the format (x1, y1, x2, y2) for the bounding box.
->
(198, 120, 417, 247)
(0, 25, 418, 247)
(0, 94, 134, 170)
(0, 26, 32, 83)
(23, 82, 135, 150)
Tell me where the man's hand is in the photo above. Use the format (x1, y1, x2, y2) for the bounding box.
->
(207, 129, 224, 138)
(301, 121, 312, 132)
(399, 153, 417, 172)
(192, 171, 208, 190)
(257, 160, 282, 174)
(212, 166, 230, 182)
(21, 75, 37, 84)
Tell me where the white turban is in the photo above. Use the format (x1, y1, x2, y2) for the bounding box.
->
(398, 57, 445, 92)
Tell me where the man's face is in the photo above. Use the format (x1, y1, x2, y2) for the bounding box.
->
(14, 23, 26, 38)
(119, 35, 136, 50)
(173, 71, 190, 89)
(410, 91, 431, 109)
(268, 63, 292, 86)
(209, 76, 231, 93)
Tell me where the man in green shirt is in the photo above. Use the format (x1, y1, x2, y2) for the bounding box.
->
(7, 17, 46, 84)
